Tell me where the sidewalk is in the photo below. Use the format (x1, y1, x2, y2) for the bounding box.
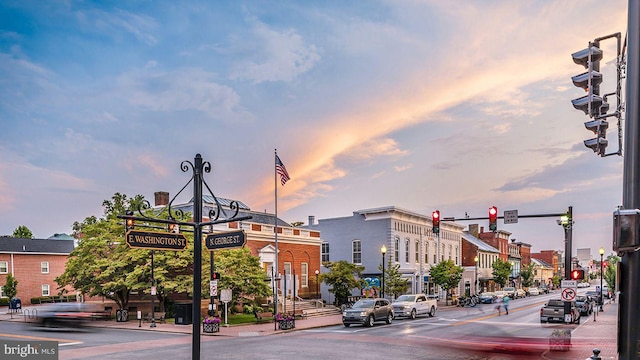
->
(560, 300, 618, 360)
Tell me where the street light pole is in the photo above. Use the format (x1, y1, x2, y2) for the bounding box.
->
(599, 247, 605, 312)
(315, 269, 320, 301)
(150, 250, 156, 328)
(381, 245, 387, 299)
(474, 255, 479, 295)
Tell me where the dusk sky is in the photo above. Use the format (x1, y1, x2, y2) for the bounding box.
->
(0, 1, 629, 259)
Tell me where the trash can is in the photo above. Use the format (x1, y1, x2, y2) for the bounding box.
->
(174, 303, 193, 325)
(9, 297, 21, 311)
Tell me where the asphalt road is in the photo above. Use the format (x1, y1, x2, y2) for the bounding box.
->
(0, 291, 596, 360)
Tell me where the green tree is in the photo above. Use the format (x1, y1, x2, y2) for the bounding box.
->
(429, 259, 464, 305)
(12, 226, 33, 239)
(2, 273, 18, 299)
(321, 260, 365, 306)
(57, 192, 193, 311)
(491, 258, 512, 288)
(379, 257, 408, 299)
(210, 248, 271, 313)
(604, 254, 620, 292)
(552, 275, 561, 289)
(520, 263, 535, 288)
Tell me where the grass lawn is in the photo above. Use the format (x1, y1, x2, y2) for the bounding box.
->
(225, 313, 265, 325)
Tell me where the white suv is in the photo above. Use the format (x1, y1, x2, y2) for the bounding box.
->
(503, 287, 516, 298)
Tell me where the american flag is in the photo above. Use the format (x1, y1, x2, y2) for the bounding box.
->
(275, 155, 291, 186)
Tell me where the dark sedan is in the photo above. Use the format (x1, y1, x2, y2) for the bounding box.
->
(478, 292, 497, 304)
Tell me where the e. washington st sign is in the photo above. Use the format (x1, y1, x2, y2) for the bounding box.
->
(126, 230, 188, 250)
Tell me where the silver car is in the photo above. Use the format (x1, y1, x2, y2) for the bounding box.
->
(342, 298, 393, 327)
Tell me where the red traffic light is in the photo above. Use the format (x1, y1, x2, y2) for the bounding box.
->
(571, 269, 585, 280)
(489, 206, 498, 232)
(432, 210, 440, 234)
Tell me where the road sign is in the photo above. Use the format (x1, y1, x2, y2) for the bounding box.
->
(125, 230, 188, 250)
(220, 289, 232, 303)
(562, 288, 577, 301)
(561, 280, 577, 288)
(504, 210, 518, 224)
(210, 280, 218, 297)
(205, 230, 246, 250)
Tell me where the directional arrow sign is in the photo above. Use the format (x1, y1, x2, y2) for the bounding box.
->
(205, 230, 246, 250)
(125, 230, 188, 250)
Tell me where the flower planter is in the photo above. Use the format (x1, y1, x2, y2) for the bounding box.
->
(203, 322, 220, 333)
(549, 329, 571, 351)
(278, 319, 295, 330)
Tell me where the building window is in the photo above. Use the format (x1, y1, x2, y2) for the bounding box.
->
(394, 237, 399, 263)
(405, 239, 410, 263)
(321, 242, 330, 262)
(41, 262, 49, 274)
(0, 261, 7, 274)
(425, 243, 429, 264)
(415, 240, 419, 263)
(0, 287, 4, 298)
(352, 240, 362, 264)
(42, 284, 50, 297)
(301, 262, 308, 287)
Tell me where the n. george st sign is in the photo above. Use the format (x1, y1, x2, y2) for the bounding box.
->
(126, 230, 188, 250)
(205, 230, 246, 250)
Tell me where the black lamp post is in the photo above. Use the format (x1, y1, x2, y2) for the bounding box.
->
(381, 245, 387, 299)
(315, 269, 320, 300)
(474, 255, 479, 295)
(599, 246, 605, 312)
(150, 250, 156, 328)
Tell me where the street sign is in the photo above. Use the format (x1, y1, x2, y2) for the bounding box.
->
(561, 288, 577, 301)
(504, 210, 518, 224)
(220, 289, 232, 303)
(125, 230, 188, 250)
(210, 280, 218, 297)
(205, 230, 246, 250)
(561, 280, 577, 288)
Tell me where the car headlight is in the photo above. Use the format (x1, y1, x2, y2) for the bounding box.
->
(343, 312, 347, 316)
(403, 305, 411, 309)
(360, 311, 367, 316)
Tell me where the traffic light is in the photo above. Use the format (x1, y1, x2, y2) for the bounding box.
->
(212, 272, 221, 280)
(432, 210, 440, 235)
(571, 269, 585, 280)
(489, 206, 498, 232)
(571, 42, 608, 156)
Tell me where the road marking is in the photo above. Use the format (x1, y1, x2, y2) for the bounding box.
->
(0, 332, 81, 344)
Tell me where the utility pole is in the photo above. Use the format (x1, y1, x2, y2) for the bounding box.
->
(619, 0, 640, 358)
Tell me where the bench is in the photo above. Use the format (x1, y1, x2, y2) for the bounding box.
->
(143, 312, 166, 323)
(256, 311, 273, 322)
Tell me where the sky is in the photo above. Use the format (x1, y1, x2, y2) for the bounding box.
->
(0, 0, 630, 259)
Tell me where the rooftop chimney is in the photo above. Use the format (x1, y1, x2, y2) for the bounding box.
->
(308, 215, 315, 226)
(154, 191, 169, 206)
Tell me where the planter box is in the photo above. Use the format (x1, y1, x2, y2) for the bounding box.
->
(278, 319, 295, 330)
(203, 322, 220, 333)
(549, 330, 571, 351)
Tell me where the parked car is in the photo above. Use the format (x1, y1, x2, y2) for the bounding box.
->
(575, 295, 594, 315)
(577, 282, 590, 288)
(392, 294, 437, 319)
(493, 291, 506, 300)
(539, 284, 550, 294)
(528, 287, 540, 296)
(540, 299, 580, 324)
(515, 289, 527, 298)
(503, 287, 516, 298)
(478, 292, 497, 304)
(342, 298, 394, 327)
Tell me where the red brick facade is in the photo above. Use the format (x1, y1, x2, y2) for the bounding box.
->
(0, 253, 74, 303)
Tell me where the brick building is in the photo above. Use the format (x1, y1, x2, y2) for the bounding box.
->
(531, 250, 561, 279)
(163, 192, 323, 300)
(0, 238, 75, 303)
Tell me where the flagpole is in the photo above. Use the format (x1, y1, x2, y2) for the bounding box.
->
(274, 149, 279, 326)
